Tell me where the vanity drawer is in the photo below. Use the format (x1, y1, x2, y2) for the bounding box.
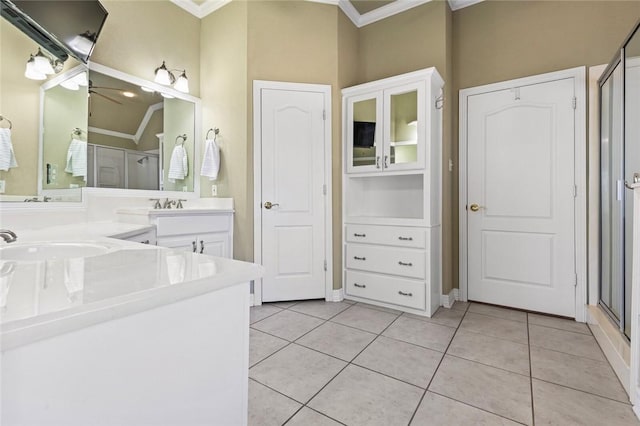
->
(154, 214, 231, 237)
(345, 244, 426, 279)
(345, 225, 426, 249)
(345, 270, 425, 310)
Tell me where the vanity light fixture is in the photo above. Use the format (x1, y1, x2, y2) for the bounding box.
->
(24, 55, 46, 80)
(60, 72, 89, 91)
(153, 60, 189, 94)
(24, 48, 64, 81)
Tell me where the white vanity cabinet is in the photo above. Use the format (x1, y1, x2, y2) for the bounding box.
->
(154, 212, 233, 258)
(117, 207, 234, 259)
(342, 68, 443, 317)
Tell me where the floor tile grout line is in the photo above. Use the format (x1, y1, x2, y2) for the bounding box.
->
(408, 303, 471, 425)
(527, 312, 536, 426)
(528, 341, 609, 363)
(443, 352, 531, 379)
(249, 377, 308, 406)
(456, 322, 529, 345)
(293, 307, 410, 424)
(531, 377, 633, 406)
(528, 321, 594, 336)
(426, 389, 530, 426)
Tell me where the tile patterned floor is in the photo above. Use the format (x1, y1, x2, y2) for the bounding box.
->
(249, 300, 640, 426)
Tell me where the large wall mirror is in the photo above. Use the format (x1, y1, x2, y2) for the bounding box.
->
(0, 17, 200, 202)
(40, 64, 198, 196)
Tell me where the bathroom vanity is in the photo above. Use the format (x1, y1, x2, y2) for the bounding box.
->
(0, 230, 262, 425)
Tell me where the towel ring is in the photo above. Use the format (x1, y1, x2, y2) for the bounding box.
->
(0, 115, 12, 129)
(71, 127, 87, 139)
(175, 134, 187, 146)
(206, 127, 220, 141)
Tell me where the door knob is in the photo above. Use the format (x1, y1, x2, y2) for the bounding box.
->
(263, 201, 279, 209)
(469, 203, 481, 212)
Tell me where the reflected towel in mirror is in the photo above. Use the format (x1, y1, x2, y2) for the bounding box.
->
(168, 145, 188, 182)
(200, 138, 220, 181)
(0, 128, 18, 171)
(65, 138, 87, 181)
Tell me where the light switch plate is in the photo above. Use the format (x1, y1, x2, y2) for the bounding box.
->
(211, 185, 217, 196)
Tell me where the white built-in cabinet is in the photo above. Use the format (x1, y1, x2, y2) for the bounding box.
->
(117, 209, 234, 259)
(342, 67, 443, 317)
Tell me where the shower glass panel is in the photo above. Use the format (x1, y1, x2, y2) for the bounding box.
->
(624, 27, 640, 338)
(600, 62, 624, 324)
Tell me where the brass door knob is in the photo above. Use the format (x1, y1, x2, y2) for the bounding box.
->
(263, 201, 279, 209)
(469, 203, 481, 212)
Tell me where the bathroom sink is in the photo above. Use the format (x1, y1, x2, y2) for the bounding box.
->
(0, 242, 113, 262)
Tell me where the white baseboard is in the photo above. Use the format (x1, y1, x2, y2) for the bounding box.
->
(440, 289, 459, 308)
(329, 288, 344, 302)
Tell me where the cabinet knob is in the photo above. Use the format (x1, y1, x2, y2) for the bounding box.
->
(353, 233, 366, 238)
(398, 291, 413, 297)
(353, 256, 366, 261)
(398, 236, 413, 241)
(398, 261, 413, 267)
(354, 283, 366, 288)
(200, 240, 205, 254)
(192, 241, 197, 252)
(376, 156, 381, 169)
(384, 155, 389, 168)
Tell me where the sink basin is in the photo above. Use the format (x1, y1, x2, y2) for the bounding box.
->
(0, 242, 113, 262)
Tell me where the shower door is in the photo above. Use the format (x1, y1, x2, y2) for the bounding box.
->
(600, 23, 640, 339)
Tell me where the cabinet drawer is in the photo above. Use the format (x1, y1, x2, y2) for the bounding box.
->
(155, 214, 231, 237)
(346, 244, 426, 279)
(345, 270, 425, 310)
(346, 225, 425, 248)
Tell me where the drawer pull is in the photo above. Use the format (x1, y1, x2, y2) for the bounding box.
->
(398, 290, 413, 297)
(354, 256, 366, 261)
(398, 261, 413, 267)
(353, 233, 366, 238)
(398, 236, 413, 241)
(354, 283, 366, 289)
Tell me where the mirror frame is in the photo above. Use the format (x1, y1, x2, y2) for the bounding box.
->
(38, 62, 202, 200)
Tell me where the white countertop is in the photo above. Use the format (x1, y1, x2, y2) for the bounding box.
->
(0, 222, 263, 350)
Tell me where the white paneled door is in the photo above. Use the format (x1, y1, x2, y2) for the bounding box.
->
(466, 78, 577, 317)
(258, 86, 329, 302)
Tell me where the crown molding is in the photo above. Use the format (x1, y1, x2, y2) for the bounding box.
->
(448, 0, 484, 11)
(170, 0, 232, 19)
(172, 0, 484, 23)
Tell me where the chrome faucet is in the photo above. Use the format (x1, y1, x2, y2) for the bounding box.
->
(162, 198, 175, 209)
(149, 198, 162, 209)
(0, 229, 17, 243)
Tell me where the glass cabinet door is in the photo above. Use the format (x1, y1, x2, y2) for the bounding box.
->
(346, 92, 382, 173)
(383, 82, 425, 171)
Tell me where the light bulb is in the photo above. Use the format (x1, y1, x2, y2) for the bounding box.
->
(154, 61, 174, 85)
(174, 71, 189, 93)
(25, 55, 46, 80)
(34, 48, 54, 75)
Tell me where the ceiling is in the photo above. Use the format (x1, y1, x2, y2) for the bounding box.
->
(170, 0, 484, 26)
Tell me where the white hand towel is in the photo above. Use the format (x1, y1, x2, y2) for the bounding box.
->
(200, 138, 220, 181)
(0, 128, 18, 171)
(168, 145, 188, 182)
(65, 139, 87, 181)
